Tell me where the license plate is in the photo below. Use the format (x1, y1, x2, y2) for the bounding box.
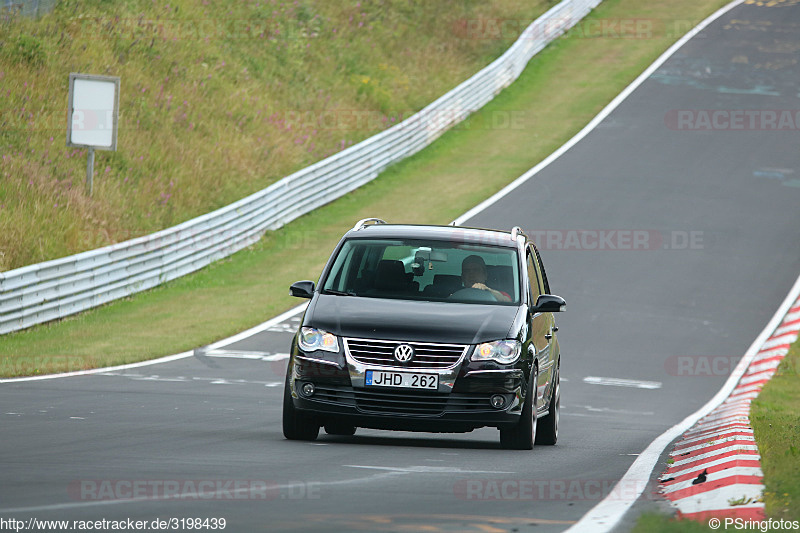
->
(365, 370, 438, 390)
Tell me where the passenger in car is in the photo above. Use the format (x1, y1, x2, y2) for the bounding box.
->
(460, 255, 511, 302)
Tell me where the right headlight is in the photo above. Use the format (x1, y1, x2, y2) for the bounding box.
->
(472, 340, 521, 364)
(298, 327, 339, 353)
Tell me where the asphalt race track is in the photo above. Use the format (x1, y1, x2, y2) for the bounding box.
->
(2, 3, 799, 532)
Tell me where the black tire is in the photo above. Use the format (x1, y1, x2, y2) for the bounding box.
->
(500, 365, 537, 450)
(324, 422, 357, 436)
(282, 374, 319, 441)
(535, 363, 559, 445)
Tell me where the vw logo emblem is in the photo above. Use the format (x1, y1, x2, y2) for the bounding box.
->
(394, 344, 415, 363)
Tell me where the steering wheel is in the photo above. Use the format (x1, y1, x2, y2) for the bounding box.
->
(449, 287, 498, 302)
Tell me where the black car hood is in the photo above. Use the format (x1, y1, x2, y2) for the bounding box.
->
(306, 294, 521, 344)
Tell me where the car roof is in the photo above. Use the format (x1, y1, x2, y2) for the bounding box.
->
(344, 223, 521, 248)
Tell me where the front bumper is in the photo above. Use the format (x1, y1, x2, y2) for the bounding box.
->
(288, 353, 526, 433)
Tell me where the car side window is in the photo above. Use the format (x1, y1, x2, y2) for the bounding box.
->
(526, 250, 541, 304)
(532, 244, 551, 295)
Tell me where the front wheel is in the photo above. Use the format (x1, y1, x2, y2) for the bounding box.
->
(282, 374, 319, 441)
(500, 365, 537, 450)
(535, 363, 559, 445)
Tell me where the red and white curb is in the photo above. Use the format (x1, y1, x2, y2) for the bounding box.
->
(658, 297, 800, 521)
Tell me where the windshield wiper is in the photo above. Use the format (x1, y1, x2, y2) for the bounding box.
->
(323, 289, 357, 296)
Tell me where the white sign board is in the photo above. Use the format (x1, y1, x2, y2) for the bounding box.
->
(67, 73, 120, 151)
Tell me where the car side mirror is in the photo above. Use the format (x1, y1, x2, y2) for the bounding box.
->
(290, 280, 315, 299)
(533, 294, 566, 313)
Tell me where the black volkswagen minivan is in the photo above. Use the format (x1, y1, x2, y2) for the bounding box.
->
(283, 219, 565, 449)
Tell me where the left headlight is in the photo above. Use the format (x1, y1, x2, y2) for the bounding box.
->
(298, 327, 339, 353)
(472, 340, 521, 364)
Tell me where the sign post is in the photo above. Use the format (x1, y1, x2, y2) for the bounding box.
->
(86, 147, 95, 196)
(66, 73, 120, 196)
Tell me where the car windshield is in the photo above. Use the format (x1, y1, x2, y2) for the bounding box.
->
(321, 238, 520, 305)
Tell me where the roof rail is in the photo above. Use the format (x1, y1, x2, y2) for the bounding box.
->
(352, 218, 387, 231)
(510, 226, 525, 241)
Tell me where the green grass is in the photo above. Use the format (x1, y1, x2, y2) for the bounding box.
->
(0, 0, 545, 271)
(751, 336, 800, 520)
(0, 0, 730, 376)
(632, 513, 711, 533)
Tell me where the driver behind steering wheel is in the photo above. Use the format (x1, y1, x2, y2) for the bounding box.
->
(458, 255, 511, 302)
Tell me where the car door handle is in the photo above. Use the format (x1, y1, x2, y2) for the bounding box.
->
(544, 333, 552, 340)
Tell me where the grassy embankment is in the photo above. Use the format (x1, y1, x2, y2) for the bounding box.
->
(0, 0, 543, 270)
(0, 0, 729, 377)
(752, 336, 800, 520)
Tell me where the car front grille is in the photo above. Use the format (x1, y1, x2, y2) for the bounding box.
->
(344, 338, 467, 370)
(307, 384, 503, 417)
(354, 388, 449, 415)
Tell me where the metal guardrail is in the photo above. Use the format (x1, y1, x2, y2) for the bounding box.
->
(0, 0, 602, 335)
(2, 0, 56, 18)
